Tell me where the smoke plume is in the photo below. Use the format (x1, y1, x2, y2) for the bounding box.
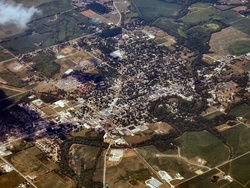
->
(0, 1, 41, 29)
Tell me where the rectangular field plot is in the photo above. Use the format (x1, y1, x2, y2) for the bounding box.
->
(176, 131, 229, 167)
(229, 103, 250, 120)
(181, 3, 220, 25)
(5, 146, 58, 177)
(219, 153, 250, 186)
(132, 0, 184, 21)
(221, 124, 250, 157)
(136, 145, 208, 186)
(0, 47, 14, 62)
(35, 171, 74, 188)
(0, 171, 26, 188)
(177, 169, 229, 188)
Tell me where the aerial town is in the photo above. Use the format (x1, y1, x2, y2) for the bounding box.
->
(0, 0, 250, 187)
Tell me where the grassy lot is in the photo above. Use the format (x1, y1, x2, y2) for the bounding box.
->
(0, 47, 14, 62)
(222, 124, 250, 157)
(228, 41, 250, 56)
(219, 153, 250, 185)
(132, 0, 185, 21)
(229, 103, 250, 120)
(220, 10, 241, 24)
(69, 144, 100, 175)
(177, 131, 229, 167)
(243, 63, 250, 71)
(0, 70, 26, 88)
(231, 18, 250, 35)
(104, 152, 152, 188)
(204, 110, 224, 119)
(31, 53, 60, 78)
(0, 171, 26, 188)
(222, 181, 244, 188)
(5, 146, 57, 177)
(177, 169, 229, 188)
(0, 88, 21, 98)
(153, 18, 185, 34)
(136, 145, 207, 182)
(33, 0, 73, 19)
(35, 171, 75, 188)
(181, 3, 220, 25)
(31, 53, 56, 65)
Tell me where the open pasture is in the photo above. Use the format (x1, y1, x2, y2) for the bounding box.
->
(176, 131, 229, 167)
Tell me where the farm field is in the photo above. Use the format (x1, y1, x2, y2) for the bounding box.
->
(0, 47, 14, 62)
(0, 171, 27, 188)
(203, 110, 224, 119)
(176, 131, 229, 167)
(208, 26, 250, 57)
(136, 145, 208, 184)
(0, 70, 27, 88)
(35, 171, 75, 188)
(97, 149, 152, 188)
(69, 144, 100, 176)
(177, 169, 229, 188)
(132, 0, 185, 21)
(31, 53, 60, 78)
(181, 3, 220, 25)
(5, 146, 58, 177)
(219, 153, 250, 186)
(229, 103, 250, 120)
(228, 41, 250, 56)
(222, 124, 250, 157)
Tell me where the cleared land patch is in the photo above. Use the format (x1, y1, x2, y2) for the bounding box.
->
(0, 171, 26, 188)
(208, 26, 250, 57)
(69, 144, 100, 176)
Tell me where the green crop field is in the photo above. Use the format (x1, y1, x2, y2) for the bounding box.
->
(33, 0, 73, 19)
(220, 10, 241, 24)
(153, 18, 185, 34)
(231, 18, 250, 35)
(132, 0, 185, 21)
(229, 103, 250, 120)
(228, 41, 250, 56)
(0, 70, 26, 88)
(222, 124, 250, 157)
(181, 3, 220, 25)
(177, 169, 229, 188)
(136, 145, 207, 182)
(219, 153, 250, 185)
(31, 53, 60, 78)
(177, 131, 229, 167)
(0, 47, 14, 62)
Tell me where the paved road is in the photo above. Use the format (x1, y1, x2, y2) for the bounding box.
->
(103, 141, 113, 188)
